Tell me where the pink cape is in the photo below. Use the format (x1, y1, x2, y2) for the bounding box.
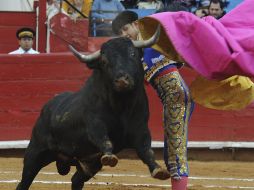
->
(141, 0, 254, 79)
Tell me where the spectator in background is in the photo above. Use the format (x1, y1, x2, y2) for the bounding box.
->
(9, 27, 39, 54)
(193, 0, 209, 17)
(137, 0, 164, 10)
(198, 0, 210, 7)
(194, 0, 226, 18)
(91, 0, 125, 36)
(120, 0, 138, 9)
(157, 1, 189, 12)
(208, 0, 225, 19)
(62, 0, 93, 19)
(193, 6, 208, 17)
(170, 0, 196, 11)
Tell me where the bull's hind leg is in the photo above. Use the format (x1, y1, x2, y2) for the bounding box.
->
(71, 156, 102, 190)
(16, 141, 54, 190)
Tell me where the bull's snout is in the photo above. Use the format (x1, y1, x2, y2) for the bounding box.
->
(114, 74, 133, 92)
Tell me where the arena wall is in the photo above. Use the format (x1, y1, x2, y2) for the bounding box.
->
(0, 53, 254, 149)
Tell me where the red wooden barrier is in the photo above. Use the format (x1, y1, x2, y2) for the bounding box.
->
(0, 53, 254, 142)
(0, 53, 88, 140)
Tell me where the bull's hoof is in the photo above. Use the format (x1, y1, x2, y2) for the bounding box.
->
(56, 161, 71, 176)
(101, 154, 118, 167)
(152, 168, 170, 180)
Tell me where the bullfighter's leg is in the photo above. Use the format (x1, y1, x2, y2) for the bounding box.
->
(87, 123, 118, 167)
(153, 71, 194, 179)
(16, 140, 54, 190)
(71, 156, 102, 190)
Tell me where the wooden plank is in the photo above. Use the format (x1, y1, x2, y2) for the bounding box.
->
(0, 80, 84, 96)
(189, 124, 234, 141)
(0, 12, 36, 26)
(0, 62, 90, 81)
(0, 115, 36, 141)
(0, 95, 52, 112)
(0, 53, 85, 64)
(0, 127, 33, 141)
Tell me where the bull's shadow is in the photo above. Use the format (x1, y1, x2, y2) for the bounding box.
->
(16, 26, 170, 190)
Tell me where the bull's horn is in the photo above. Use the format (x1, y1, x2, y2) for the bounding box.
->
(69, 45, 101, 63)
(132, 24, 161, 48)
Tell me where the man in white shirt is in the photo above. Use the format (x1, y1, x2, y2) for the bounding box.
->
(9, 27, 40, 54)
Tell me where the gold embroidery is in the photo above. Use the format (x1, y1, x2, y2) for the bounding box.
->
(153, 71, 193, 176)
(144, 57, 175, 82)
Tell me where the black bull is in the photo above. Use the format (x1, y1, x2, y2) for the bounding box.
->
(16, 27, 170, 190)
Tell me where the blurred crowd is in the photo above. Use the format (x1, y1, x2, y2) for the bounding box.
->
(46, 0, 231, 36)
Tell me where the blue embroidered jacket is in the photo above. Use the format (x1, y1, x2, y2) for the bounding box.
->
(142, 48, 182, 82)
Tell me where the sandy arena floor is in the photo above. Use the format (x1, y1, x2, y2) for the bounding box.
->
(0, 151, 254, 190)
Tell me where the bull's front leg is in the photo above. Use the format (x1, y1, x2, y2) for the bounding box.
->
(87, 122, 118, 167)
(133, 131, 170, 180)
